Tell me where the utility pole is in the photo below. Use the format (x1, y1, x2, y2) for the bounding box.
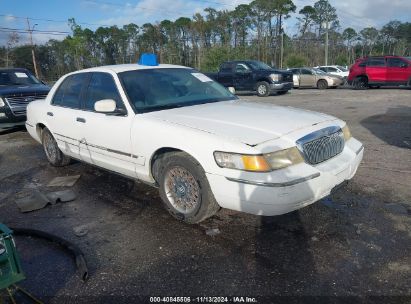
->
(280, 27, 284, 69)
(324, 20, 329, 66)
(26, 18, 39, 78)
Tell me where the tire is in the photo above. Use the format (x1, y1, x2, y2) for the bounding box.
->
(353, 76, 368, 90)
(407, 78, 411, 89)
(276, 90, 288, 95)
(256, 81, 270, 97)
(317, 79, 328, 90)
(41, 127, 71, 167)
(155, 152, 220, 224)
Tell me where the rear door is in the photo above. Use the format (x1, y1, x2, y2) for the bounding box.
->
(46, 73, 90, 159)
(365, 57, 386, 83)
(76, 72, 137, 177)
(217, 62, 234, 87)
(386, 57, 410, 83)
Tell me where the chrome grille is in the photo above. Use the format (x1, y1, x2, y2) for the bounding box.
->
(4, 94, 47, 116)
(297, 126, 345, 165)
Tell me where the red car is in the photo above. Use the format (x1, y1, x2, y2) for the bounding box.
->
(348, 56, 411, 89)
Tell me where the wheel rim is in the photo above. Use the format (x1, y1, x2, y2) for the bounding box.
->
(44, 132, 58, 162)
(164, 166, 200, 214)
(257, 85, 267, 95)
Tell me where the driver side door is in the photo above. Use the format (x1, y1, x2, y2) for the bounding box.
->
(77, 72, 139, 178)
(300, 69, 315, 87)
(234, 63, 253, 90)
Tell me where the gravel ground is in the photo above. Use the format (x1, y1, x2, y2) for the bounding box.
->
(0, 88, 410, 303)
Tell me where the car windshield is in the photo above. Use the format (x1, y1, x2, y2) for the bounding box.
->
(247, 61, 274, 71)
(0, 70, 41, 86)
(119, 68, 237, 113)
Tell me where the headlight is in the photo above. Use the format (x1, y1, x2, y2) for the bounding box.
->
(269, 74, 280, 82)
(264, 147, 304, 170)
(0, 98, 5, 107)
(214, 147, 304, 172)
(342, 124, 351, 141)
(214, 152, 271, 172)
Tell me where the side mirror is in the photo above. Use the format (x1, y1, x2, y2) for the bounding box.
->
(94, 99, 116, 113)
(228, 87, 236, 94)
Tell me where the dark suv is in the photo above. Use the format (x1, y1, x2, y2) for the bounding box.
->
(348, 56, 411, 89)
(0, 68, 50, 129)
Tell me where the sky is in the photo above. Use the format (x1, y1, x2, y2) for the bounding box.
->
(0, 0, 410, 46)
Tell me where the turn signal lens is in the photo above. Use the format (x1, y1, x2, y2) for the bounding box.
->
(342, 124, 352, 141)
(241, 155, 271, 172)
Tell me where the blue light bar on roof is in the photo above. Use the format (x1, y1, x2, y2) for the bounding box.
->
(138, 53, 158, 66)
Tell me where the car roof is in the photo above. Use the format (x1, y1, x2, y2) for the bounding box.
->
(70, 63, 191, 75)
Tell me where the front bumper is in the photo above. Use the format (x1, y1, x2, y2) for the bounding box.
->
(270, 82, 293, 92)
(0, 107, 26, 129)
(206, 138, 364, 216)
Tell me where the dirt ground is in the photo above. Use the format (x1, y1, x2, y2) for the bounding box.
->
(0, 88, 410, 303)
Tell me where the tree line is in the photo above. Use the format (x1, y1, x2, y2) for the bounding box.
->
(1, 0, 410, 81)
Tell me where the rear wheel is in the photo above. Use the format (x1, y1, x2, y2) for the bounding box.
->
(256, 81, 270, 97)
(41, 127, 71, 166)
(353, 76, 368, 90)
(317, 79, 328, 90)
(155, 152, 220, 224)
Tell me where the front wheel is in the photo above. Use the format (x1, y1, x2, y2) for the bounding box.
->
(353, 76, 368, 90)
(156, 152, 220, 224)
(256, 81, 270, 97)
(317, 79, 328, 90)
(42, 127, 71, 166)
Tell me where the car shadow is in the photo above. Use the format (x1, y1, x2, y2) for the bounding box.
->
(360, 106, 411, 149)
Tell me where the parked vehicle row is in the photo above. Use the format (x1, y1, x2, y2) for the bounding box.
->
(24, 54, 363, 223)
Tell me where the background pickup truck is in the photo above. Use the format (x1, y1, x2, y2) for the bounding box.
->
(205, 60, 293, 97)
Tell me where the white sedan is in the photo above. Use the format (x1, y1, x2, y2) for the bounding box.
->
(26, 57, 364, 223)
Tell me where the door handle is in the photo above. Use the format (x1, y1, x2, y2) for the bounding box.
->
(76, 117, 86, 123)
(47, 112, 53, 116)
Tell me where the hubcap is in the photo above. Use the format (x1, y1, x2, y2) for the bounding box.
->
(44, 132, 58, 162)
(164, 166, 200, 214)
(258, 85, 267, 95)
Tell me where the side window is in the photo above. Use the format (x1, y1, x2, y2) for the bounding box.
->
(367, 58, 385, 67)
(387, 58, 408, 67)
(235, 64, 249, 73)
(84, 73, 125, 112)
(301, 69, 312, 75)
(319, 67, 327, 72)
(328, 67, 338, 72)
(52, 73, 88, 109)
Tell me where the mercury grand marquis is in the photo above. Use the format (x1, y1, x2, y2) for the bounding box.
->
(26, 55, 364, 223)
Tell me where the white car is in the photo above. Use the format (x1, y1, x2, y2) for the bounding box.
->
(26, 57, 364, 223)
(314, 65, 349, 78)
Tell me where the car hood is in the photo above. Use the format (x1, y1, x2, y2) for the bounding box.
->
(149, 100, 338, 146)
(0, 84, 50, 96)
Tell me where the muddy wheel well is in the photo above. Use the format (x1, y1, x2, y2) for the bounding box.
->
(36, 123, 46, 139)
(150, 148, 182, 183)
